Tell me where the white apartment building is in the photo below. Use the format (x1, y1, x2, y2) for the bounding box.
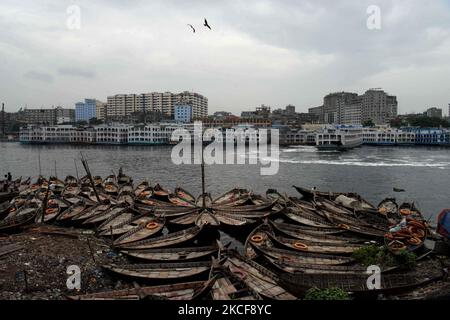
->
(106, 91, 208, 119)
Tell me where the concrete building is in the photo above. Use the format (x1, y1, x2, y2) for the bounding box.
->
(241, 105, 271, 119)
(96, 101, 107, 121)
(339, 96, 362, 125)
(18, 107, 74, 125)
(106, 91, 208, 120)
(425, 107, 443, 119)
(308, 106, 324, 123)
(174, 104, 193, 123)
(361, 89, 398, 125)
(322, 92, 359, 124)
(55, 106, 75, 124)
(75, 99, 102, 122)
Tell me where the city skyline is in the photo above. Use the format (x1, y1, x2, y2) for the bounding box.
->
(1, 1, 450, 115)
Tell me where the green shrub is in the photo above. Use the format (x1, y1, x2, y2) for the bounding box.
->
(304, 287, 352, 300)
(352, 245, 383, 266)
(393, 249, 417, 270)
(352, 245, 416, 270)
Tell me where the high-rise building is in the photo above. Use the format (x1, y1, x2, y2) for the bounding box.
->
(75, 99, 101, 122)
(361, 89, 397, 125)
(106, 91, 208, 120)
(322, 92, 359, 124)
(425, 107, 443, 119)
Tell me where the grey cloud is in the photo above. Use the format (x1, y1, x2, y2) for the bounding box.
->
(23, 71, 54, 83)
(58, 68, 96, 78)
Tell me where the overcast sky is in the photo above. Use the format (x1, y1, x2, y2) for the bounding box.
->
(1, 0, 450, 115)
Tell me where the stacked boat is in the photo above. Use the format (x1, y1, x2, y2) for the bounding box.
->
(0, 174, 446, 300)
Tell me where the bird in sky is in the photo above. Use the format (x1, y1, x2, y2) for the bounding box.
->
(187, 24, 195, 33)
(204, 18, 211, 30)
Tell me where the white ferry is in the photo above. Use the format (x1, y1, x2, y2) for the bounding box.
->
(315, 125, 363, 151)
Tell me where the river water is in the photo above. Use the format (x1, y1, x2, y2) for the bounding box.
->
(1, 142, 449, 222)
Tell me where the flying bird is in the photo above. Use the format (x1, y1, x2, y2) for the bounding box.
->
(187, 24, 195, 33)
(203, 18, 211, 30)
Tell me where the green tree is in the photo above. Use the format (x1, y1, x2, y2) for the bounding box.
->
(362, 119, 375, 127)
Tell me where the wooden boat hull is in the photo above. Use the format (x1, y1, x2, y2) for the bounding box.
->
(67, 281, 210, 300)
(113, 217, 165, 245)
(121, 245, 217, 262)
(103, 261, 211, 280)
(116, 226, 203, 249)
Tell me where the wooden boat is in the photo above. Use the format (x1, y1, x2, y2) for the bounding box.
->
(103, 261, 211, 280)
(293, 185, 346, 199)
(334, 193, 376, 211)
(268, 233, 364, 255)
(64, 175, 78, 184)
(67, 281, 211, 300)
(315, 198, 355, 216)
(64, 195, 96, 206)
(223, 251, 296, 300)
(269, 220, 361, 243)
(72, 203, 111, 221)
(62, 183, 80, 198)
(270, 220, 346, 236)
(195, 210, 220, 227)
(196, 193, 213, 207)
(134, 181, 151, 197)
(254, 245, 354, 266)
(263, 256, 375, 275)
(169, 212, 201, 226)
(5, 201, 38, 219)
(117, 168, 132, 185)
(284, 207, 337, 228)
(82, 205, 128, 225)
(212, 208, 273, 220)
(121, 245, 218, 262)
(0, 201, 12, 220)
(279, 270, 443, 297)
(214, 212, 256, 226)
(104, 182, 119, 195)
(0, 207, 38, 232)
(117, 191, 134, 206)
(168, 194, 196, 207)
(244, 223, 273, 259)
(153, 184, 170, 199)
(35, 197, 61, 222)
(377, 198, 399, 219)
(56, 202, 87, 221)
(97, 210, 139, 233)
(398, 202, 423, 220)
(174, 187, 196, 203)
(93, 176, 103, 187)
(116, 226, 203, 249)
(212, 188, 250, 206)
(212, 200, 276, 213)
(209, 265, 262, 300)
(118, 183, 134, 194)
(113, 217, 165, 245)
(98, 215, 155, 236)
(49, 177, 65, 194)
